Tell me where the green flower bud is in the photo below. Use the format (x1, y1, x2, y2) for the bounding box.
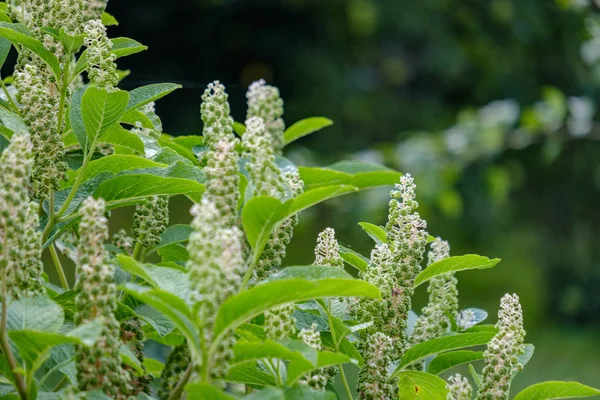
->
(84, 19, 119, 91)
(357, 332, 396, 400)
(265, 303, 296, 341)
(132, 195, 169, 248)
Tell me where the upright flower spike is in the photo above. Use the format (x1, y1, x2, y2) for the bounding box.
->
(82, 0, 109, 21)
(446, 374, 473, 400)
(357, 332, 396, 400)
(120, 318, 152, 396)
(84, 19, 119, 90)
(74, 197, 133, 398)
(410, 238, 459, 347)
(187, 200, 244, 378)
(112, 229, 134, 254)
(201, 81, 240, 226)
(158, 344, 191, 400)
(264, 303, 296, 340)
(298, 323, 328, 391)
(384, 174, 428, 355)
(243, 116, 286, 198)
(477, 294, 526, 400)
(13, 64, 67, 198)
(255, 171, 304, 280)
(246, 79, 285, 154)
(314, 228, 344, 267)
(0, 134, 41, 301)
(132, 195, 169, 248)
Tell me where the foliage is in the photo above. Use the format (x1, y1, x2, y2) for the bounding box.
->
(0, 2, 598, 399)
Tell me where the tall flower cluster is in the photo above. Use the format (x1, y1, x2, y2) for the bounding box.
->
(314, 228, 344, 267)
(446, 374, 473, 400)
(246, 79, 285, 154)
(13, 64, 67, 198)
(201, 82, 240, 226)
(264, 303, 296, 340)
(84, 19, 119, 90)
(158, 345, 191, 400)
(410, 238, 459, 347)
(120, 318, 152, 396)
(384, 174, 428, 352)
(298, 323, 329, 391)
(243, 116, 286, 199)
(187, 199, 244, 377)
(357, 332, 396, 400)
(132, 195, 169, 248)
(477, 294, 526, 400)
(82, 0, 109, 20)
(74, 197, 133, 398)
(0, 134, 43, 300)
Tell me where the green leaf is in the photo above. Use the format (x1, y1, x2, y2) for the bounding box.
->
(513, 382, 600, 400)
(426, 350, 484, 375)
(414, 255, 501, 288)
(233, 121, 246, 135)
(110, 37, 147, 58)
(126, 83, 181, 111)
(299, 161, 401, 191)
(136, 304, 176, 337)
(0, 34, 11, 68)
(232, 339, 317, 367)
(283, 117, 333, 146)
(397, 371, 448, 400)
(185, 383, 235, 399)
(339, 245, 369, 272)
(286, 351, 355, 385)
(143, 357, 164, 378)
(469, 364, 482, 387)
(246, 387, 337, 400)
(0, 22, 61, 78)
(393, 332, 496, 374)
(156, 224, 192, 249)
(225, 361, 276, 388)
(121, 285, 200, 357)
(5, 296, 64, 332)
(119, 345, 143, 375)
(213, 275, 380, 344)
(100, 124, 145, 153)
(59, 29, 84, 54)
(64, 155, 164, 186)
(358, 222, 387, 244)
(81, 86, 130, 145)
(101, 12, 119, 26)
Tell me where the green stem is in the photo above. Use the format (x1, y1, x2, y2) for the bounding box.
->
(49, 243, 69, 289)
(328, 300, 353, 400)
(239, 253, 259, 291)
(132, 241, 143, 261)
(167, 364, 193, 400)
(0, 77, 18, 112)
(139, 247, 148, 263)
(1, 297, 28, 400)
(55, 54, 70, 138)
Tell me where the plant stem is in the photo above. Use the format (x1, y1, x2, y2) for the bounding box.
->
(132, 241, 142, 261)
(1, 297, 28, 400)
(167, 363, 192, 400)
(0, 77, 18, 111)
(327, 300, 353, 400)
(239, 254, 258, 291)
(55, 54, 70, 138)
(49, 243, 69, 289)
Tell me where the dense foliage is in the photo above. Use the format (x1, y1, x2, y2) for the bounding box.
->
(0, 1, 598, 399)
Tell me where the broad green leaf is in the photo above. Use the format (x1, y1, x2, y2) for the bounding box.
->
(59, 29, 84, 54)
(5, 296, 64, 332)
(397, 371, 448, 400)
(213, 276, 380, 343)
(283, 117, 333, 145)
(246, 387, 336, 400)
(156, 224, 192, 249)
(513, 382, 600, 400)
(171, 135, 204, 151)
(393, 332, 496, 374)
(457, 308, 488, 330)
(101, 12, 119, 26)
(119, 345, 143, 375)
(232, 339, 317, 367)
(0, 22, 61, 77)
(427, 350, 484, 375)
(135, 304, 176, 337)
(121, 285, 200, 357)
(185, 383, 235, 399)
(414, 255, 501, 288)
(233, 121, 246, 135)
(143, 358, 164, 378)
(267, 266, 354, 282)
(469, 364, 482, 387)
(321, 333, 363, 366)
(110, 37, 147, 58)
(81, 86, 130, 145)
(286, 351, 355, 385)
(157, 135, 199, 165)
(358, 222, 387, 244)
(127, 83, 181, 111)
(100, 124, 145, 153)
(0, 34, 10, 68)
(0, 107, 28, 136)
(225, 361, 276, 388)
(64, 155, 164, 186)
(69, 87, 87, 148)
(339, 245, 369, 272)
(299, 161, 401, 191)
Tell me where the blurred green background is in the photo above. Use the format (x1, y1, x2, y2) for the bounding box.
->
(104, 0, 600, 392)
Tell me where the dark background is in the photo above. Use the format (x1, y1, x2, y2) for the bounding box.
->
(105, 0, 600, 391)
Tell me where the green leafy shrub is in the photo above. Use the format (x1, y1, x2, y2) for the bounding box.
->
(0, 1, 598, 399)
